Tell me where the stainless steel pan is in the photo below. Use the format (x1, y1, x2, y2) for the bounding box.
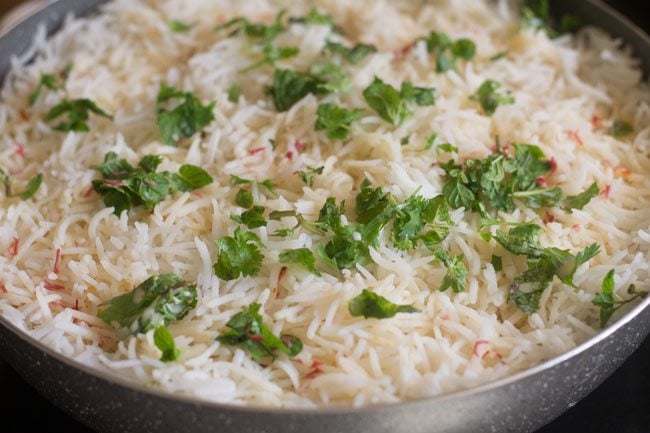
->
(0, 1, 649, 432)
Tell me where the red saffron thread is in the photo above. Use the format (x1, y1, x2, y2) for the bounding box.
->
(543, 212, 555, 224)
(249, 147, 266, 155)
(566, 130, 584, 146)
(549, 157, 558, 174)
(294, 140, 305, 152)
(44, 280, 65, 291)
(602, 184, 611, 199)
(15, 143, 25, 157)
(285, 151, 294, 160)
(9, 237, 19, 256)
(473, 340, 489, 357)
(0, 282, 6, 293)
(536, 177, 548, 188)
(53, 248, 61, 274)
(248, 334, 264, 342)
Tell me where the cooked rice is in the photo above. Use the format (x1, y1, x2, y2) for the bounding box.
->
(0, 0, 649, 408)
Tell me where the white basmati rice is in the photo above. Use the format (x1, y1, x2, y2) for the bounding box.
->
(0, 0, 649, 408)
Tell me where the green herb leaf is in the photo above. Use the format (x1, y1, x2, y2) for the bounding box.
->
(309, 62, 352, 94)
(562, 182, 599, 211)
(392, 195, 451, 250)
(298, 166, 324, 187)
(279, 248, 321, 275)
(592, 270, 616, 328)
(235, 188, 254, 208)
(355, 179, 392, 225)
(45, 98, 113, 132)
(521, 0, 580, 38)
(289, 8, 335, 27)
(491, 255, 503, 272)
(217, 303, 302, 361)
(154, 325, 182, 362)
(470, 80, 515, 115)
(611, 120, 634, 139)
(92, 153, 212, 214)
(213, 228, 265, 280)
(494, 223, 544, 257)
(98, 274, 198, 337)
(168, 20, 194, 33)
(324, 40, 377, 64)
(269, 69, 324, 112)
(231, 205, 267, 229)
(18, 174, 43, 200)
(363, 77, 412, 127)
(29, 73, 63, 106)
(315, 103, 362, 140)
(400, 82, 436, 107)
(349, 289, 419, 319)
(227, 84, 241, 103)
(431, 249, 468, 293)
(156, 84, 215, 145)
(421, 32, 476, 73)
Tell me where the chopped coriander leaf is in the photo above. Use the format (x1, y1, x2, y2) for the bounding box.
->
(231, 205, 267, 229)
(355, 179, 393, 224)
(437, 143, 459, 154)
(432, 249, 468, 293)
(279, 248, 321, 276)
(230, 175, 253, 185)
(470, 80, 514, 115)
(215, 11, 286, 40)
(494, 223, 544, 257)
(324, 40, 377, 64)
(168, 20, 194, 33)
(315, 103, 362, 140)
(490, 51, 509, 62)
(562, 183, 599, 211)
(227, 84, 241, 103)
(521, 0, 580, 38)
(0, 169, 44, 200)
(401, 136, 411, 146)
(98, 274, 198, 338)
(270, 227, 295, 238)
(363, 77, 412, 127)
(29, 73, 63, 106)
(421, 31, 476, 73)
(217, 303, 303, 361)
(154, 325, 181, 362)
(512, 187, 564, 209)
(213, 228, 265, 280)
(592, 270, 647, 328)
(310, 62, 351, 94)
(241, 43, 299, 72)
(298, 166, 324, 187)
(92, 152, 212, 214)
(491, 255, 503, 272)
(269, 69, 325, 112)
(392, 195, 452, 250)
(611, 120, 634, 139)
(260, 179, 278, 196)
(45, 98, 113, 132)
(425, 132, 438, 150)
(400, 82, 436, 107)
(235, 188, 254, 208)
(349, 289, 419, 319)
(156, 84, 215, 145)
(289, 8, 334, 26)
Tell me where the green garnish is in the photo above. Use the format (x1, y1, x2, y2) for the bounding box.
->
(441, 144, 598, 213)
(593, 270, 648, 328)
(289, 8, 336, 27)
(154, 325, 181, 362)
(0, 169, 43, 200)
(231, 205, 267, 229)
(392, 195, 452, 251)
(168, 20, 194, 33)
(235, 188, 254, 208)
(213, 228, 265, 280)
(91, 152, 212, 215)
(98, 274, 198, 337)
(279, 248, 321, 276)
(217, 303, 303, 361)
(611, 120, 634, 139)
(470, 80, 515, 115)
(268, 69, 325, 112)
(45, 98, 113, 132)
(309, 62, 351, 94)
(29, 73, 64, 106)
(363, 77, 412, 127)
(324, 40, 377, 64)
(227, 84, 242, 103)
(400, 82, 436, 107)
(490, 51, 509, 62)
(494, 224, 601, 313)
(491, 255, 503, 272)
(421, 31, 476, 73)
(521, 0, 580, 38)
(156, 84, 215, 146)
(298, 166, 324, 187)
(431, 249, 468, 293)
(315, 103, 362, 140)
(349, 289, 419, 319)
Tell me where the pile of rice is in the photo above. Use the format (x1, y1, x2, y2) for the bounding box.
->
(0, 0, 649, 408)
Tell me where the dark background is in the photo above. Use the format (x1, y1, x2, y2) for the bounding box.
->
(1, 1, 649, 432)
